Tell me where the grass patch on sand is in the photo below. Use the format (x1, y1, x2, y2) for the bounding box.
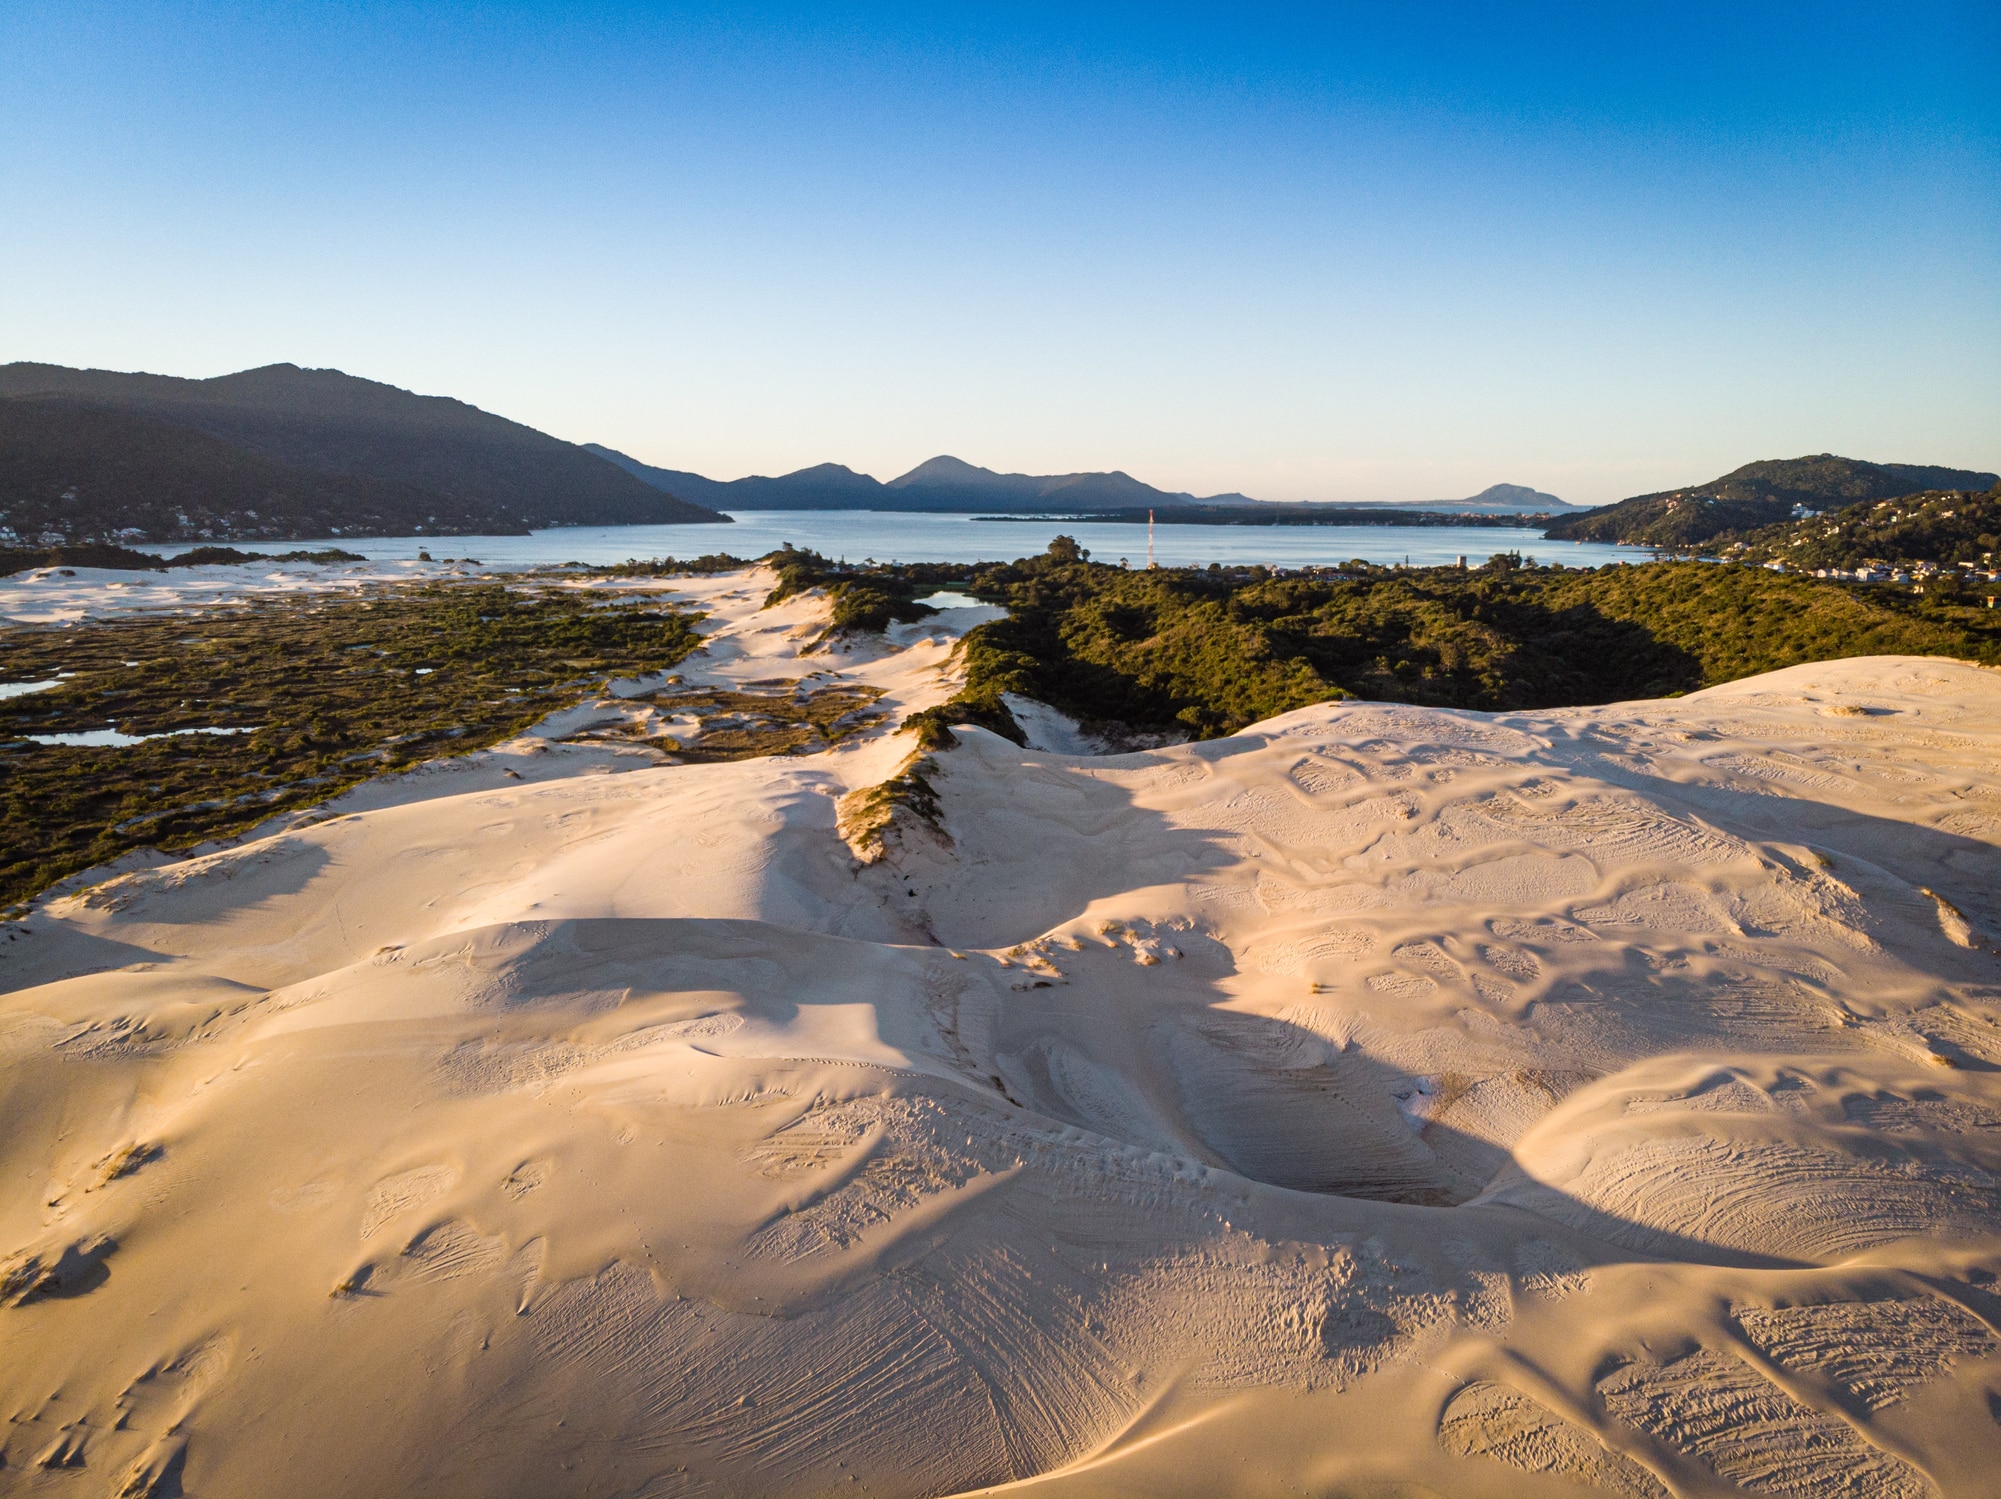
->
(836, 754, 947, 863)
(567, 681, 887, 762)
(762, 546, 969, 640)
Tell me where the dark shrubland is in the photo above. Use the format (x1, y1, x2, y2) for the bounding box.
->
(907, 541, 2000, 744)
(0, 542, 367, 577)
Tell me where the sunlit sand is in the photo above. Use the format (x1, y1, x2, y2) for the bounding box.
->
(3, 569, 1996, 1496)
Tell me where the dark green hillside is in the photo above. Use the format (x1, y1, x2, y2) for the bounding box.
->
(1544, 455, 1997, 549)
(0, 363, 728, 530)
(901, 543, 1999, 742)
(0, 398, 523, 543)
(1727, 486, 2001, 571)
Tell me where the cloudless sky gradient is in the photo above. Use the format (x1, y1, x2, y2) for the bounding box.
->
(3, 2, 1996, 502)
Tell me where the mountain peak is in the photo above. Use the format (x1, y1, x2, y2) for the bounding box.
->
(0, 360, 729, 530)
(887, 455, 1007, 488)
(593, 448, 1268, 513)
(1458, 482, 1574, 510)
(780, 461, 880, 485)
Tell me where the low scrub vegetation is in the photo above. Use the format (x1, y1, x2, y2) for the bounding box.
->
(0, 583, 703, 908)
(909, 541, 2001, 743)
(762, 546, 966, 638)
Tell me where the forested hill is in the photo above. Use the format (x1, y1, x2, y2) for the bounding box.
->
(1543, 454, 1997, 549)
(1726, 485, 2001, 572)
(0, 363, 728, 543)
(0, 399, 532, 543)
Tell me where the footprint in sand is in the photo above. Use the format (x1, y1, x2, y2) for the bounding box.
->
(360, 1165, 459, 1239)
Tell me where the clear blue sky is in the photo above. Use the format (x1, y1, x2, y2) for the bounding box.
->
(3, 2, 1995, 503)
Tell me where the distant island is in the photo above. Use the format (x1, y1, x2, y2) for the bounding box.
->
(0, 362, 730, 545)
(1360, 482, 1581, 515)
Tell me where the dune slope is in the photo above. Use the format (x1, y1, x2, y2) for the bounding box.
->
(2, 571, 1998, 1497)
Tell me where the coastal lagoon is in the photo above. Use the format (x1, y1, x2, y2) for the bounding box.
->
(158, 510, 1642, 570)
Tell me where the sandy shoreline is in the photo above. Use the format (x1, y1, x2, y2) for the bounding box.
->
(2, 568, 1998, 1496)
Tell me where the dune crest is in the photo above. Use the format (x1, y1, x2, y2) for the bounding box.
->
(2, 570, 1998, 1496)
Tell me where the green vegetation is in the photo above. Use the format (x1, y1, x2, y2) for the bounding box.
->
(837, 754, 947, 862)
(582, 553, 752, 577)
(905, 541, 2001, 745)
(0, 584, 704, 908)
(9, 539, 1998, 910)
(1543, 455, 1998, 549)
(762, 546, 964, 637)
(1726, 486, 2001, 572)
(569, 682, 886, 761)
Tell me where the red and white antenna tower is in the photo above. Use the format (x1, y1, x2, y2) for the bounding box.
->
(1147, 509, 1155, 569)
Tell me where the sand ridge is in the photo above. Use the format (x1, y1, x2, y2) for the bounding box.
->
(2, 569, 1998, 1496)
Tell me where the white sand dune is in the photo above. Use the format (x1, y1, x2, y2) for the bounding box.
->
(3, 569, 1999, 1497)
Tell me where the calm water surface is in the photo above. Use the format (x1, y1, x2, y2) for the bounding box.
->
(160, 511, 1638, 571)
(24, 727, 258, 747)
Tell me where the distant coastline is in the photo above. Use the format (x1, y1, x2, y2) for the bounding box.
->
(972, 506, 1569, 530)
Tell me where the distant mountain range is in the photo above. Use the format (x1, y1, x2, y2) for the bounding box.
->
(0, 363, 727, 544)
(38, 362, 1972, 560)
(589, 445, 1576, 516)
(1542, 455, 2000, 548)
(587, 445, 1267, 514)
